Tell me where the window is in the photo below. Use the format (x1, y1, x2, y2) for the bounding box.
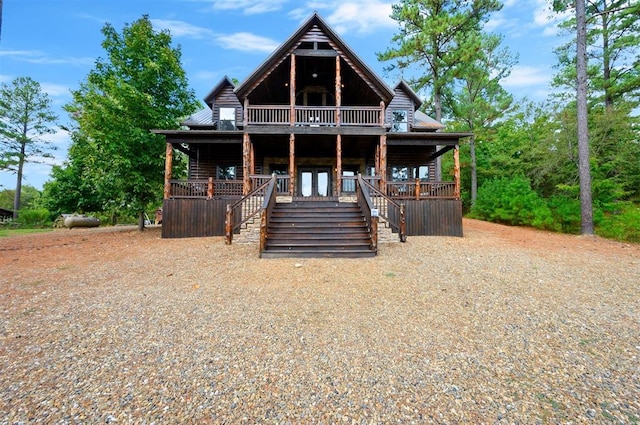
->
(415, 165, 429, 181)
(219, 107, 236, 130)
(391, 166, 409, 181)
(217, 166, 236, 180)
(391, 110, 408, 132)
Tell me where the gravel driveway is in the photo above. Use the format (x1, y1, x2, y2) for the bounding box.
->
(1, 220, 639, 423)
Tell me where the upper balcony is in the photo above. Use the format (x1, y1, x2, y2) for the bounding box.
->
(246, 105, 384, 127)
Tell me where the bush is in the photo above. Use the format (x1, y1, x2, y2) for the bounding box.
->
(16, 208, 52, 227)
(471, 176, 554, 229)
(597, 204, 640, 243)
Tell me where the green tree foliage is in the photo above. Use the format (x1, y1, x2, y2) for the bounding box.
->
(377, 0, 503, 122)
(0, 77, 57, 218)
(553, 0, 640, 109)
(0, 184, 41, 211)
(445, 32, 515, 205)
(61, 15, 200, 229)
(471, 176, 553, 229)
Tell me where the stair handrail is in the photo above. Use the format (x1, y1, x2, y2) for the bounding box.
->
(259, 175, 278, 254)
(356, 174, 378, 252)
(225, 175, 276, 244)
(358, 174, 407, 242)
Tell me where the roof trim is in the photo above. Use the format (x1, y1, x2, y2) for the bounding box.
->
(234, 13, 395, 103)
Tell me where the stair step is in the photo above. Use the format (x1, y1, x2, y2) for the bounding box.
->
(263, 200, 375, 258)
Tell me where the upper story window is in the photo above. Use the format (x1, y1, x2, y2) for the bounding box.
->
(391, 110, 408, 132)
(219, 107, 236, 130)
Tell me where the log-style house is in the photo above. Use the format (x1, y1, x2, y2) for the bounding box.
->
(153, 13, 470, 258)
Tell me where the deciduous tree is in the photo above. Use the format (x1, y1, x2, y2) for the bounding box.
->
(64, 15, 200, 230)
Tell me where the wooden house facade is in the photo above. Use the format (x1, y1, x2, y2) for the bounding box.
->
(153, 13, 470, 257)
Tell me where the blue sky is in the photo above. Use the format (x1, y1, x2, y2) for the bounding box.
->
(0, 0, 567, 191)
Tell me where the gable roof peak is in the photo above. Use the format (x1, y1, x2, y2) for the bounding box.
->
(234, 12, 394, 102)
(394, 80, 423, 108)
(203, 76, 236, 108)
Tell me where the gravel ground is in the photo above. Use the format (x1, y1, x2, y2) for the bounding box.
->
(1, 220, 639, 424)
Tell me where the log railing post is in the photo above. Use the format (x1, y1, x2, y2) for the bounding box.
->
(379, 135, 387, 194)
(415, 178, 420, 200)
(225, 204, 233, 245)
(207, 177, 214, 199)
(399, 203, 407, 242)
(371, 215, 378, 253)
(164, 142, 173, 199)
(454, 146, 461, 200)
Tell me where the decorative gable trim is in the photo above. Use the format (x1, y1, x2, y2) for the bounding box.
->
(234, 13, 395, 103)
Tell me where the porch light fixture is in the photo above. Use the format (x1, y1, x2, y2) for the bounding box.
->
(312, 72, 318, 78)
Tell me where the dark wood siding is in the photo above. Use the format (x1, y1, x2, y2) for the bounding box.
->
(162, 198, 231, 238)
(213, 85, 243, 125)
(390, 199, 462, 236)
(189, 144, 243, 180)
(387, 146, 437, 181)
(387, 89, 415, 130)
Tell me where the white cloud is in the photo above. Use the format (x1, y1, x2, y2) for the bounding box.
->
(206, 0, 289, 15)
(503, 65, 551, 88)
(0, 50, 93, 66)
(151, 19, 215, 39)
(325, 1, 395, 34)
(288, 1, 395, 34)
(215, 32, 280, 53)
(41, 83, 71, 98)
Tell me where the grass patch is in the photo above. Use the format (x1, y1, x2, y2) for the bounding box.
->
(0, 228, 53, 238)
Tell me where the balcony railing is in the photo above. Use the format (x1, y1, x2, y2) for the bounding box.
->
(246, 105, 383, 127)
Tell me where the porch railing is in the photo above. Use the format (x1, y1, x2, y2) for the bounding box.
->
(386, 180, 457, 200)
(225, 176, 275, 244)
(250, 174, 290, 196)
(169, 179, 243, 198)
(360, 175, 406, 242)
(355, 175, 378, 253)
(247, 105, 383, 127)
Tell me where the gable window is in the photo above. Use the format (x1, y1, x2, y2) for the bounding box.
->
(391, 110, 408, 132)
(219, 107, 236, 130)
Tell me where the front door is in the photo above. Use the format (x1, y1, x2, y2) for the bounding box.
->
(299, 168, 331, 197)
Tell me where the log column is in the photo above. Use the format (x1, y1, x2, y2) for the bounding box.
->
(164, 142, 173, 199)
(243, 132, 251, 195)
(379, 135, 387, 194)
(290, 54, 296, 126)
(335, 56, 341, 126)
(454, 145, 461, 200)
(289, 134, 295, 195)
(336, 134, 342, 196)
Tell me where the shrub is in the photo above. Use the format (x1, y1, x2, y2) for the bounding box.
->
(597, 204, 640, 243)
(16, 208, 52, 227)
(472, 176, 553, 229)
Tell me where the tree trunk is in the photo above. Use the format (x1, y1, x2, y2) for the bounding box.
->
(12, 141, 26, 219)
(138, 211, 145, 231)
(434, 89, 443, 182)
(576, 0, 595, 235)
(470, 135, 477, 206)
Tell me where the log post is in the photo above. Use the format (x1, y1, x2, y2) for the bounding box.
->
(335, 56, 341, 126)
(399, 203, 407, 242)
(244, 97, 249, 128)
(225, 204, 233, 245)
(415, 178, 420, 200)
(207, 177, 214, 199)
(336, 134, 342, 196)
(243, 132, 251, 195)
(290, 54, 296, 126)
(164, 142, 173, 199)
(259, 209, 268, 255)
(454, 146, 461, 200)
(371, 216, 378, 253)
(379, 100, 385, 127)
(379, 135, 387, 194)
(289, 134, 295, 195)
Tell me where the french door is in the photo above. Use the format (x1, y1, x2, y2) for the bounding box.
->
(298, 168, 331, 197)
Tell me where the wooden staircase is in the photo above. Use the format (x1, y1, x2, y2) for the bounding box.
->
(261, 201, 376, 258)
